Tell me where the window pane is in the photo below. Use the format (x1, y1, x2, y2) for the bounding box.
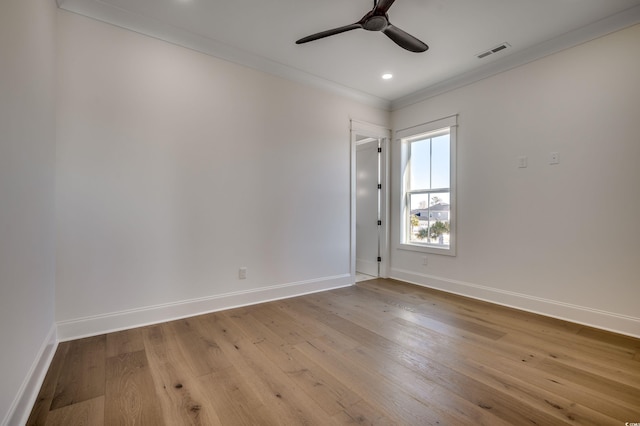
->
(408, 192, 450, 246)
(408, 193, 429, 244)
(409, 139, 431, 190)
(431, 134, 450, 189)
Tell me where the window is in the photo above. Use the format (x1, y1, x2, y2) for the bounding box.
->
(398, 115, 457, 255)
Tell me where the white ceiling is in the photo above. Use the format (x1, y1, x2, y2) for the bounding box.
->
(57, 0, 640, 110)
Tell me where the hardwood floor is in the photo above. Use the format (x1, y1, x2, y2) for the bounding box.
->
(28, 278, 640, 425)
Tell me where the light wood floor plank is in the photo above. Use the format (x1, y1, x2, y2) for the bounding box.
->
(303, 296, 560, 425)
(210, 312, 343, 425)
(141, 323, 222, 425)
(197, 366, 278, 426)
(26, 342, 71, 426)
(167, 318, 232, 377)
(105, 350, 165, 425)
(45, 396, 104, 426)
(106, 328, 145, 358)
(378, 313, 633, 424)
(356, 280, 640, 386)
(50, 336, 106, 411)
(28, 278, 640, 425)
(232, 306, 392, 423)
(296, 336, 464, 425)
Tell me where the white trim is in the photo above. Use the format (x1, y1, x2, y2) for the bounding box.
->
(351, 120, 390, 139)
(3, 324, 58, 426)
(355, 137, 378, 147)
(391, 5, 640, 110)
(57, 1, 640, 112)
(56, 2, 640, 112)
(56, 274, 352, 341)
(397, 116, 457, 256)
(391, 268, 640, 339)
(398, 242, 454, 256)
(350, 120, 392, 280)
(395, 115, 458, 139)
(379, 130, 391, 278)
(56, 0, 390, 111)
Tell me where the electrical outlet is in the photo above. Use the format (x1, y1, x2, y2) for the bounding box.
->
(239, 267, 247, 279)
(422, 256, 428, 266)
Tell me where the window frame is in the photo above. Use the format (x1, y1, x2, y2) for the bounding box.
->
(397, 115, 457, 256)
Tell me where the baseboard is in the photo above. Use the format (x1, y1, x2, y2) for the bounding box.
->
(3, 323, 58, 426)
(57, 274, 354, 341)
(391, 268, 640, 339)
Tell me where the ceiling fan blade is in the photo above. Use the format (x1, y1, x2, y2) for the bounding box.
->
(383, 24, 428, 52)
(373, 0, 397, 15)
(296, 23, 363, 44)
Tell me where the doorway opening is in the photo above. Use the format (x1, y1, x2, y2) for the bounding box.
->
(351, 120, 390, 282)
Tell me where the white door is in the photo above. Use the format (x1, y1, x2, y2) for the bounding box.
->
(356, 139, 380, 276)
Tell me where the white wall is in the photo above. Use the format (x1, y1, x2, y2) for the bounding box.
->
(55, 10, 388, 338)
(391, 24, 640, 337)
(0, 0, 58, 424)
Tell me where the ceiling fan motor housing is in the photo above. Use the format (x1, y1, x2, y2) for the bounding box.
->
(363, 14, 388, 31)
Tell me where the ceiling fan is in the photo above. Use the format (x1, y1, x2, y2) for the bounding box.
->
(296, 0, 428, 53)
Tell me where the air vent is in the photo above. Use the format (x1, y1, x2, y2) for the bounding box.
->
(476, 42, 511, 59)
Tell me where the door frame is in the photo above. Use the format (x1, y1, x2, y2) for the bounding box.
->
(350, 119, 391, 279)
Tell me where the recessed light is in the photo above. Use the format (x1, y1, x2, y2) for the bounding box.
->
(382, 73, 393, 80)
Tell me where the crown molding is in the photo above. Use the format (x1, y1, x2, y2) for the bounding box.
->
(390, 4, 640, 111)
(57, 1, 640, 113)
(56, 0, 392, 111)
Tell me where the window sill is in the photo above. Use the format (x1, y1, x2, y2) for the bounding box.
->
(398, 243, 456, 257)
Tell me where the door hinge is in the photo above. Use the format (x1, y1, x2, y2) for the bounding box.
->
(377, 257, 382, 262)
(377, 147, 382, 153)
(377, 220, 382, 226)
(377, 184, 382, 189)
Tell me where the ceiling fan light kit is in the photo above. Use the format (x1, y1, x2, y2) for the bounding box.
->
(296, 0, 428, 53)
